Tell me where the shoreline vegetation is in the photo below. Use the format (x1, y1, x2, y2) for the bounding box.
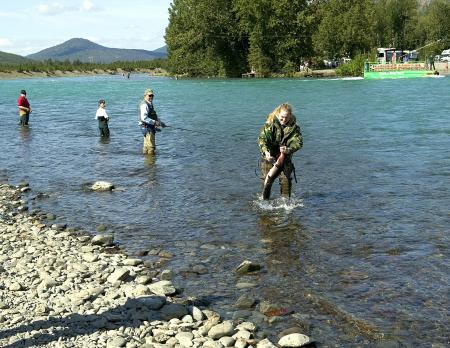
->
(0, 181, 315, 347)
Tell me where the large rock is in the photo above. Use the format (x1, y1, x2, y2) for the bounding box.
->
(278, 333, 311, 347)
(148, 280, 176, 296)
(107, 268, 130, 283)
(125, 296, 166, 310)
(208, 321, 235, 339)
(91, 234, 114, 246)
(91, 181, 114, 191)
(160, 303, 188, 320)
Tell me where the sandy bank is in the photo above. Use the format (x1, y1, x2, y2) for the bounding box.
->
(0, 68, 168, 80)
(0, 182, 313, 348)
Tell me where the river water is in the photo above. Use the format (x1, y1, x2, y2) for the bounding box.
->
(1, 75, 449, 346)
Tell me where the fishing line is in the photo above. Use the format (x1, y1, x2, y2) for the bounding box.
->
(165, 125, 210, 135)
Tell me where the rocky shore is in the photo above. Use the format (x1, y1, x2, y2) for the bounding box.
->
(0, 182, 314, 348)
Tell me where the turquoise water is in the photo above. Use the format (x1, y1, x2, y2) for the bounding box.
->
(1, 75, 449, 346)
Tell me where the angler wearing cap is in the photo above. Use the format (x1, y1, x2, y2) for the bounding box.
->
(17, 89, 32, 126)
(95, 99, 110, 137)
(139, 88, 166, 155)
(258, 103, 303, 199)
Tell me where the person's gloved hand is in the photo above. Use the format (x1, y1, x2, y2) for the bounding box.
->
(265, 151, 275, 162)
(280, 146, 290, 154)
(155, 127, 161, 132)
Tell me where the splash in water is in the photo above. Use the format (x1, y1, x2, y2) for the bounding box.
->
(253, 194, 304, 212)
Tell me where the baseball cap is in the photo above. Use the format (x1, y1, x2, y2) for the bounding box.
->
(144, 89, 154, 96)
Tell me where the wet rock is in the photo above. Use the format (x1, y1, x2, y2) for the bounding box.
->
(46, 213, 56, 220)
(160, 269, 173, 280)
(123, 258, 142, 266)
(52, 223, 67, 231)
(279, 327, 305, 339)
(91, 181, 114, 191)
(92, 234, 114, 246)
(96, 224, 107, 232)
(235, 293, 257, 309)
(236, 282, 258, 289)
(159, 250, 173, 259)
(149, 280, 177, 296)
(160, 303, 188, 320)
(278, 333, 311, 347)
(236, 261, 262, 275)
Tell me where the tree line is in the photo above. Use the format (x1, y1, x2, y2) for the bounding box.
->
(165, 0, 450, 77)
(0, 58, 168, 74)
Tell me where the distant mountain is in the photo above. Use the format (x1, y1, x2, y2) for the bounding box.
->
(26, 38, 167, 63)
(0, 51, 34, 65)
(153, 45, 167, 54)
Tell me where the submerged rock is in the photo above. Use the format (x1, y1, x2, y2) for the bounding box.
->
(236, 260, 262, 275)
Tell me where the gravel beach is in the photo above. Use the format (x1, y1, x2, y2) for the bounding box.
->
(0, 182, 313, 348)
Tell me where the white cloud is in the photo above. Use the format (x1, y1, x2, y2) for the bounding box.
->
(39, 3, 66, 15)
(0, 38, 13, 49)
(81, 0, 95, 12)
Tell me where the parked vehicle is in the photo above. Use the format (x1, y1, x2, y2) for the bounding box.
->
(440, 49, 450, 62)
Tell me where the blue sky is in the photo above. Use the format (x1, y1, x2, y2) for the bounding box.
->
(0, 0, 171, 56)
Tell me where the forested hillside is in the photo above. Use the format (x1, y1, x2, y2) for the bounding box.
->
(165, 0, 450, 77)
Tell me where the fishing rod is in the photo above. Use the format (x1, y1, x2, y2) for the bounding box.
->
(164, 125, 210, 135)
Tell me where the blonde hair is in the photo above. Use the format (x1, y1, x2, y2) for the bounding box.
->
(266, 103, 293, 123)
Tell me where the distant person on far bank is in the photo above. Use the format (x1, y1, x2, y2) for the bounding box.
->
(17, 89, 32, 126)
(258, 103, 303, 199)
(95, 99, 110, 137)
(139, 88, 166, 155)
(428, 56, 435, 70)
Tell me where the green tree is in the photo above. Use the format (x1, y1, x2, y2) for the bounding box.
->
(165, 0, 246, 77)
(384, 0, 418, 49)
(313, 0, 377, 59)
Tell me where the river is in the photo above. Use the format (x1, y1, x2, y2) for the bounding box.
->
(0, 74, 449, 346)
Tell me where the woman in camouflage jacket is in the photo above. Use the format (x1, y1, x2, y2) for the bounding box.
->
(258, 103, 303, 199)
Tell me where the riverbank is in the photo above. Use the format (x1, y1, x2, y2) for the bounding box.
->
(0, 68, 168, 80)
(0, 182, 314, 348)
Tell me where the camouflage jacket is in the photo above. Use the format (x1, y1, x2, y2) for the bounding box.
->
(257, 116, 303, 159)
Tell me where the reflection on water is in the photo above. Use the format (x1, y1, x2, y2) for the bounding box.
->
(18, 126, 32, 142)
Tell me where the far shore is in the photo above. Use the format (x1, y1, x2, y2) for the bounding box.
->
(0, 68, 338, 80)
(0, 68, 168, 80)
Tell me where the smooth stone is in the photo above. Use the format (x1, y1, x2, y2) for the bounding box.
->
(92, 234, 114, 246)
(278, 333, 311, 347)
(208, 321, 235, 339)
